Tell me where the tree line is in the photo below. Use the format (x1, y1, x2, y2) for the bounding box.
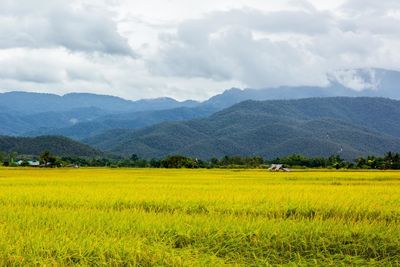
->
(1, 150, 400, 170)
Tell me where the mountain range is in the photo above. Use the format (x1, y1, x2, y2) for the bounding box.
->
(83, 97, 400, 159)
(0, 68, 399, 139)
(0, 68, 399, 159)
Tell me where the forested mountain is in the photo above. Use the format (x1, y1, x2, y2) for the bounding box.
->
(0, 107, 108, 136)
(0, 68, 399, 139)
(0, 135, 101, 157)
(84, 97, 400, 159)
(0, 92, 203, 137)
(28, 106, 216, 140)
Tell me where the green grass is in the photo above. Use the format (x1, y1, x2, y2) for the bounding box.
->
(0, 168, 399, 266)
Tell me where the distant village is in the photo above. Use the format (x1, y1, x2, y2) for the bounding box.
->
(1, 152, 400, 170)
(10, 159, 79, 168)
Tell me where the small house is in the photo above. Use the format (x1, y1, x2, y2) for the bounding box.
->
(28, 160, 40, 167)
(268, 164, 291, 172)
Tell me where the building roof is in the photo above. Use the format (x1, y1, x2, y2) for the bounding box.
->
(268, 164, 291, 171)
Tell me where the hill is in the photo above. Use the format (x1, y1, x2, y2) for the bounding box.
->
(0, 107, 108, 136)
(0, 135, 101, 157)
(27, 106, 216, 140)
(84, 97, 400, 159)
(0, 92, 202, 137)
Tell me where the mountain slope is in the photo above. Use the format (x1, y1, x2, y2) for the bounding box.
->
(0, 92, 202, 137)
(84, 97, 400, 159)
(26, 106, 216, 140)
(1, 67, 399, 139)
(0, 107, 109, 136)
(0, 135, 101, 157)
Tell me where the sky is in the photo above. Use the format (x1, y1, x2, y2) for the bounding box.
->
(0, 0, 399, 100)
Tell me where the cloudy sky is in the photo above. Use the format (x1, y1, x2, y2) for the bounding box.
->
(0, 0, 399, 100)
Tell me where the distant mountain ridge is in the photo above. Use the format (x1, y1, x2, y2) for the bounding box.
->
(0, 91, 200, 114)
(83, 97, 400, 160)
(0, 68, 399, 140)
(27, 106, 217, 140)
(0, 92, 204, 137)
(203, 68, 400, 109)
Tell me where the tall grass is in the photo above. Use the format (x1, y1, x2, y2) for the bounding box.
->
(0, 168, 399, 265)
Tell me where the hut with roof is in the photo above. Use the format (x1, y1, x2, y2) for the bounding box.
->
(268, 164, 291, 172)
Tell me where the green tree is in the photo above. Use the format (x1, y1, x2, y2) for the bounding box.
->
(161, 155, 198, 168)
(149, 158, 161, 168)
(355, 157, 368, 169)
(130, 154, 139, 162)
(40, 150, 56, 167)
(0, 151, 6, 166)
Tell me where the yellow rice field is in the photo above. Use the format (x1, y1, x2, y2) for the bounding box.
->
(0, 168, 399, 265)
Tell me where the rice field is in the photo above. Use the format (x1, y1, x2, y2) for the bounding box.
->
(0, 168, 399, 266)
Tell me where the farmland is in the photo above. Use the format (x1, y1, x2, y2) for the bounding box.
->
(0, 168, 399, 265)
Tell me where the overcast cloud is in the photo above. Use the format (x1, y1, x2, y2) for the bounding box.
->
(0, 0, 399, 100)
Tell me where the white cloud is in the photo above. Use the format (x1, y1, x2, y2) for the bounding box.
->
(340, 0, 400, 14)
(329, 69, 380, 91)
(146, 2, 400, 91)
(0, 0, 133, 55)
(0, 0, 399, 100)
